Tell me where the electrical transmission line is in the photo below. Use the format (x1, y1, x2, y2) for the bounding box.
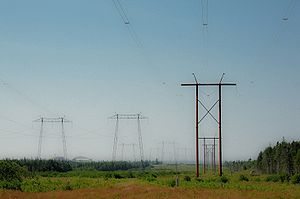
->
(0, 77, 56, 115)
(200, 0, 209, 68)
(111, 0, 144, 49)
(110, 0, 162, 80)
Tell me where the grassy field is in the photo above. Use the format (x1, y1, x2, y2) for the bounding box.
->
(1, 164, 300, 198)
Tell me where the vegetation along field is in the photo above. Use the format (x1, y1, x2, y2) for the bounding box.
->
(1, 140, 300, 199)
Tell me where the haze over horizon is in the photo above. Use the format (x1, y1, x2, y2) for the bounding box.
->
(0, 0, 299, 162)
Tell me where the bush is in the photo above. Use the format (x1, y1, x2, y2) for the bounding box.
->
(20, 178, 46, 192)
(145, 176, 156, 182)
(0, 179, 23, 190)
(239, 174, 249, 182)
(125, 171, 135, 178)
(265, 174, 280, 182)
(104, 172, 113, 179)
(184, 176, 191, 182)
(219, 176, 229, 183)
(0, 160, 27, 181)
(265, 174, 290, 183)
(151, 173, 157, 178)
(113, 173, 124, 179)
(142, 173, 157, 182)
(254, 177, 261, 182)
(279, 173, 290, 182)
(0, 160, 28, 190)
(104, 172, 121, 179)
(167, 179, 176, 187)
(195, 178, 204, 182)
(291, 174, 300, 184)
(64, 181, 73, 191)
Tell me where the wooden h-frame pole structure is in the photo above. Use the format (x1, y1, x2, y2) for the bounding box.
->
(199, 137, 218, 174)
(181, 74, 236, 176)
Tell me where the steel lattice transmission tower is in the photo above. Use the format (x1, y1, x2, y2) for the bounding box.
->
(34, 117, 71, 160)
(110, 113, 147, 163)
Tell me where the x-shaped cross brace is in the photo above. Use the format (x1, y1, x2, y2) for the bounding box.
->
(198, 99, 219, 124)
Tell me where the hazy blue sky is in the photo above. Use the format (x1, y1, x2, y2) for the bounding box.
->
(0, 0, 299, 162)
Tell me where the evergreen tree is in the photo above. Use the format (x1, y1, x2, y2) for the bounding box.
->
(256, 140, 300, 174)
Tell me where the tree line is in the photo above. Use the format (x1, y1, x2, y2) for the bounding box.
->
(256, 140, 300, 175)
(224, 159, 256, 173)
(71, 160, 151, 171)
(1, 159, 152, 173)
(225, 140, 300, 175)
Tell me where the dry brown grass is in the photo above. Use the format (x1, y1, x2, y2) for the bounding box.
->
(0, 182, 298, 199)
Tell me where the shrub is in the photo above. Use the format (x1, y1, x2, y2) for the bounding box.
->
(0, 179, 23, 190)
(254, 177, 261, 182)
(239, 174, 249, 182)
(20, 178, 46, 192)
(265, 174, 290, 183)
(249, 170, 256, 176)
(184, 176, 191, 182)
(0, 160, 27, 181)
(0, 160, 28, 190)
(291, 174, 300, 184)
(265, 174, 281, 182)
(219, 176, 229, 183)
(125, 171, 135, 178)
(279, 173, 290, 182)
(145, 176, 156, 182)
(104, 172, 113, 179)
(142, 173, 157, 182)
(195, 178, 204, 182)
(64, 181, 73, 191)
(151, 173, 157, 178)
(113, 173, 124, 179)
(167, 179, 176, 187)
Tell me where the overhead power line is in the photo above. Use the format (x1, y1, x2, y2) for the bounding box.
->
(283, 0, 297, 20)
(111, 0, 144, 49)
(0, 128, 37, 137)
(201, 0, 209, 26)
(200, 0, 209, 68)
(0, 77, 56, 115)
(0, 114, 37, 131)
